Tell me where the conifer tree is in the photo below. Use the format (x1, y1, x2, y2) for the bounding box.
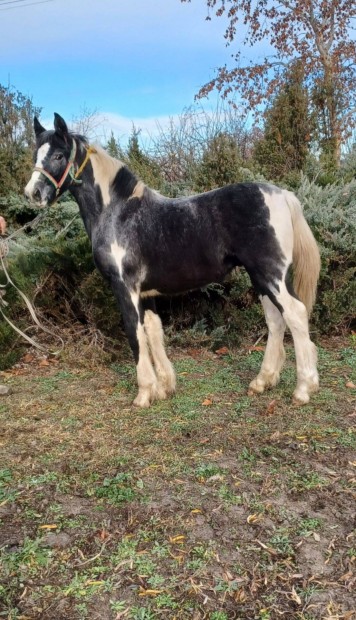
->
(194, 132, 243, 191)
(106, 131, 122, 159)
(126, 127, 163, 190)
(253, 62, 312, 182)
(182, 0, 356, 169)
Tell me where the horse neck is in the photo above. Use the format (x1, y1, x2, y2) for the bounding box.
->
(70, 181, 100, 240)
(70, 145, 126, 240)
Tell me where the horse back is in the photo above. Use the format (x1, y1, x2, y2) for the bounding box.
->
(95, 181, 288, 296)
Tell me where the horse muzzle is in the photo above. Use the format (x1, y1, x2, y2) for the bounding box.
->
(24, 177, 56, 208)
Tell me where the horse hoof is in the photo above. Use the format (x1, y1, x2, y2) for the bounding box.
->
(133, 391, 152, 408)
(248, 380, 265, 395)
(155, 384, 168, 400)
(158, 371, 176, 396)
(292, 390, 310, 406)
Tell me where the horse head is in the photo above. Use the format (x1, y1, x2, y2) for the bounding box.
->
(25, 113, 81, 207)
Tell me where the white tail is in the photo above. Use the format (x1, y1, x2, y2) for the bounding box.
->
(284, 190, 320, 315)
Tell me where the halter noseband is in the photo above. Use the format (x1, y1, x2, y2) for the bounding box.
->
(33, 140, 96, 198)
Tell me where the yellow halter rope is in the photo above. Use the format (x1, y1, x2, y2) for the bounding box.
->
(75, 145, 97, 180)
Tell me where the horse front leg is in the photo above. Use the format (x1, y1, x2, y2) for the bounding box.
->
(112, 281, 160, 407)
(142, 298, 176, 399)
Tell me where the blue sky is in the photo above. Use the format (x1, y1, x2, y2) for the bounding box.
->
(0, 0, 242, 143)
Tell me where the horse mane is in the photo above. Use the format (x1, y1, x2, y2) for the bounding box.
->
(84, 142, 143, 202)
(89, 143, 124, 176)
(36, 130, 89, 149)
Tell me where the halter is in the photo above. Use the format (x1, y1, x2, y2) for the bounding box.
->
(33, 140, 96, 197)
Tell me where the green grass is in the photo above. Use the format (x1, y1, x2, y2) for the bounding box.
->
(0, 338, 355, 619)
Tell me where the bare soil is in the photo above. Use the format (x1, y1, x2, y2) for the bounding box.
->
(0, 335, 355, 619)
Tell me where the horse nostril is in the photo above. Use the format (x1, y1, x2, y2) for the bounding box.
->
(33, 188, 42, 202)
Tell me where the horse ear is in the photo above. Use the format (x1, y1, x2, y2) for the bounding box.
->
(34, 116, 46, 137)
(53, 113, 69, 139)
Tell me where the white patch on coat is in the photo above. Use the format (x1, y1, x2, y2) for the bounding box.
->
(24, 143, 50, 198)
(144, 310, 176, 395)
(129, 181, 145, 199)
(110, 240, 126, 278)
(129, 290, 140, 314)
(133, 320, 158, 408)
(261, 186, 293, 264)
(249, 295, 286, 394)
(90, 146, 124, 207)
(275, 283, 318, 404)
(140, 289, 161, 298)
(255, 187, 319, 404)
(136, 322, 156, 385)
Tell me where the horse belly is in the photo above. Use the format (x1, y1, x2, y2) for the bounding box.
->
(143, 255, 230, 296)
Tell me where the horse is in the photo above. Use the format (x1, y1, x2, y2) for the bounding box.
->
(25, 113, 320, 408)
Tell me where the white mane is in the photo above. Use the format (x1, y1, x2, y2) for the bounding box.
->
(89, 145, 124, 207)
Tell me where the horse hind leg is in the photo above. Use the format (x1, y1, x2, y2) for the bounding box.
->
(143, 300, 176, 399)
(249, 295, 286, 395)
(276, 284, 319, 404)
(254, 280, 319, 404)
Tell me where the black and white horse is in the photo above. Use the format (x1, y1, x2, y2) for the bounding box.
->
(25, 113, 320, 407)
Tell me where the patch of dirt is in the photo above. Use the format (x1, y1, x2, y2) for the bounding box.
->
(0, 337, 355, 619)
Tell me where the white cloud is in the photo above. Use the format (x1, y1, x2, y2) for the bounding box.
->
(92, 112, 178, 146)
(41, 110, 181, 148)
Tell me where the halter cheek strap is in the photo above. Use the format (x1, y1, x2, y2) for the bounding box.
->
(33, 139, 79, 197)
(33, 140, 96, 198)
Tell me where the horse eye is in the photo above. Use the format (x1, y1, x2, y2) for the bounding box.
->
(54, 153, 64, 161)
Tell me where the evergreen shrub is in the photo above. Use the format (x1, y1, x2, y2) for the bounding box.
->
(0, 175, 355, 367)
(296, 175, 356, 331)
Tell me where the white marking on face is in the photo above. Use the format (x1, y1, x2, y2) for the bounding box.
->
(25, 143, 50, 199)
(110, 240, 126, 278)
